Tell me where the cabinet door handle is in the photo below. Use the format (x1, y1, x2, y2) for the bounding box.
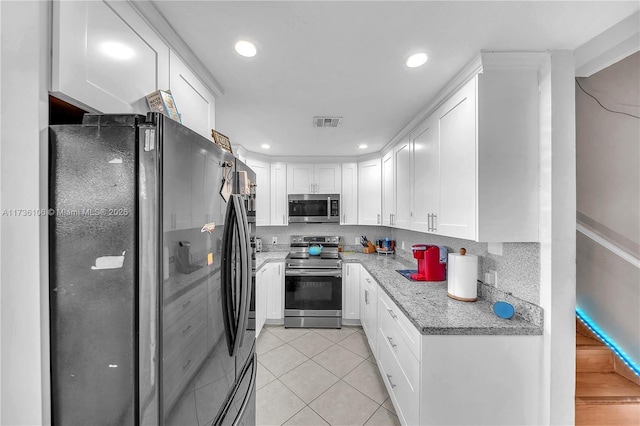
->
(386, 374, 397, 388)
(377, 214, 380, 224)
(387, 336, 397, 348)
(365, 289, 369, 305)
(387, 309, 397, 319)
(283, 214, 285, 225)
(433, 214, 437, 232)
(343, 213, 346, 223)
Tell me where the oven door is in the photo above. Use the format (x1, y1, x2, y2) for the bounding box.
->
(284, 269, 342, 316)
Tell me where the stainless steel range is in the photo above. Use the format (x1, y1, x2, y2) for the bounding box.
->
(284, 236, 342, 328)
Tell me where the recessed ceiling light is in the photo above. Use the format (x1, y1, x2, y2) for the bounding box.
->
(406, 52, 428, 68)
(358, 144, 368, 149)
(235, 40, 257, 58)
(261, 144, 270, 149)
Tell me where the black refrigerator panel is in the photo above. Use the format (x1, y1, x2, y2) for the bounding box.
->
(49, 115, 142, 425)
(158, 114, 238, 425)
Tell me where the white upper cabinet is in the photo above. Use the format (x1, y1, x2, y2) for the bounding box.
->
(315, 164, 342, 194)
(410, 116, 439, 233)
(381, 152, 394, 227)
(169, 51, 216, 140)
(287, 163, 341, 194)
(245, 158, 271, 227)
(341, 163, 358, 225)
(407, 52, 543, 242)
(394, 140, 412, 229)
(52, 0, 170, 113)
(474, 54, 541, 242)
(358, 158, 382, 226)
(271, 163, 288, 226)
(436, 78, 477, 240)
(287, 164, 313, 194)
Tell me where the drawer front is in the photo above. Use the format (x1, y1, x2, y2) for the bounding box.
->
(164, 284, 207, 327)
(378, 289, 421, 361)
(164, 329, 208, 409)
(378, 302, 420, 390)
(163, 299, 207, 366)
(377, 328, 419, 426)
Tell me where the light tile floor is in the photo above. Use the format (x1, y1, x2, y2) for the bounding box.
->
(257, 325, 400, 426)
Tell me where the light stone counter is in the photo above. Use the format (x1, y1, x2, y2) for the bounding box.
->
(341, 252, 542, 335)
(255, 250, 542, 335)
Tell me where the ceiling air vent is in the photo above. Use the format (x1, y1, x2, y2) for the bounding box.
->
(313, 116, 343, 128)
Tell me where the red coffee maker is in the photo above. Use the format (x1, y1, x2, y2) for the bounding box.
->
(410, 244, 447, 281)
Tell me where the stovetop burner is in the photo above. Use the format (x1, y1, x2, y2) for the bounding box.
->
(286, 235, 342, 269)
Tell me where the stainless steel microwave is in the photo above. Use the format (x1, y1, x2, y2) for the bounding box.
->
(288, 194, 340, 223)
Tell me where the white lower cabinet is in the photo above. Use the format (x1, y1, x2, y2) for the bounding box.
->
(266, 262, 284, 321)
(342, 263, 361, 322)
(256, 262, 284, 331)
(359, 268, 377, 352)
(355, 264, 544, 426)
(377, 328, 419, 426)
(255, 267, 268, 337)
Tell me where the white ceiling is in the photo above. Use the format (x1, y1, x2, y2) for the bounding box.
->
(152, 1, 639, 157)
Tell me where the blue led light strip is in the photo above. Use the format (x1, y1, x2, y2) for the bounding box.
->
(576, 308, 640, 377)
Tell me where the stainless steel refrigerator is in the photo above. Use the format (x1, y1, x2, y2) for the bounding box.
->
(49, 113, 257, 425)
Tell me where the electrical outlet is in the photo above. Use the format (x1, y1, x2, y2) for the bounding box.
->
(272, 237, 277, 244)
(401, 241, 405, 250)
(484, 270, 498, 286)
(355, 237, 359, 244)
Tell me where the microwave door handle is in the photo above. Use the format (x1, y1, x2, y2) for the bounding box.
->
(221, 197, 237, 356)
(327, 196, 331, 220)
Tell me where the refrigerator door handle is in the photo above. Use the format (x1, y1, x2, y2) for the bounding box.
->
(232, 195, 251, 355)
(235, 355, 257, 424)
(221, 196, 238, 356)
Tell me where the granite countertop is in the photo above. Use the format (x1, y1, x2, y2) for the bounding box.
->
(258, 250, 542, 336)
(255, 251, 289, 270)
(342, 252, 542, 336)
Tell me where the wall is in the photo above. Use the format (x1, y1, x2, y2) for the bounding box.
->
(0, 1, 51, 424)
(538, 51, 577, 426)
(576, 51, 640, 366)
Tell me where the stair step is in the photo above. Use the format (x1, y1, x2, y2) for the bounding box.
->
(576, 373, 640, 399)
(577, 334, 604, 347)
(577, 346, 615, 373)
(576, 402, 640, 425)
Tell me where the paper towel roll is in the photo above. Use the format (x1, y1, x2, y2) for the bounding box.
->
(447, 253, 478, 302)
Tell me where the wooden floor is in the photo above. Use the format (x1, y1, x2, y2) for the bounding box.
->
(575, 324, 640, 425)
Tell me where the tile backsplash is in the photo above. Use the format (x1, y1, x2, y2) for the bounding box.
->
(257, 224, 540, 306)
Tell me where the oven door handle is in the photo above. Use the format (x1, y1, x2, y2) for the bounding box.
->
(285, 269, 342, 277)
